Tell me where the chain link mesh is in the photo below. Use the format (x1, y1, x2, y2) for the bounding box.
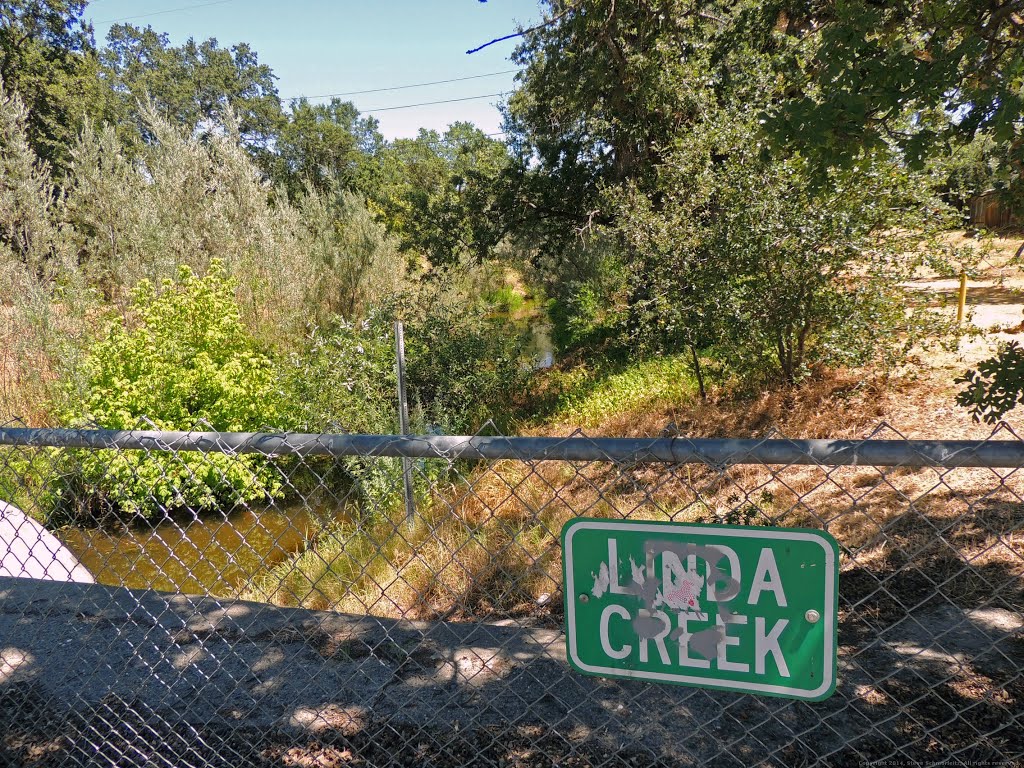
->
(0, 420, 1021, 767)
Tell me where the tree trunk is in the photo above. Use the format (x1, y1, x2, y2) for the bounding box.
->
(689, 344, 706, 400)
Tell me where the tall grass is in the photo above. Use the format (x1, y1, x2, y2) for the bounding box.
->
(541, 353, 697, 428)
(0, 83, 93, 423)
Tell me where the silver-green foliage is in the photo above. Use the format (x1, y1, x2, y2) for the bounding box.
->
(62, 106, 408, 349)
(0, 80, 91, 421)
(64, 105, 318, 346)
(299, 182, 405, 323)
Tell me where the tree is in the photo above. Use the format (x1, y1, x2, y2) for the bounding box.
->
(495, 0, 960, 387)
(499, 0, 692, 256)
(927, 128, 1005, 212)
(617, 106, 955, 386)
(378, 122, 509, 266)
(299, 182, 405, 322)
(497, 0, 785, 285)
(0, 0, 104, 173)
(63, 105, 317, 346)
(274, 98, 385, 198)
(100, 24, 283, 159)
(753, 0, 1024, 174)
(0, 80, 87, 421)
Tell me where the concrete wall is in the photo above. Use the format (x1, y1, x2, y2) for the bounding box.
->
(0, 501, 94, 583)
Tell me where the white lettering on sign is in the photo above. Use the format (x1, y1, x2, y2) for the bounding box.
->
(598, 539, 744, 603)
(715, 614, 749, 672)
(748, 548, 787, 607)
(676, 611, 710, 668)
(755, 617, 790, 677)
(589, 538, 797, 680)
(607, 538, 632, 596)
(638, 609, 671, 664)
(564, 520, 838, 701)
(707, 546, 741, 601)
(599, 604, 632, 660)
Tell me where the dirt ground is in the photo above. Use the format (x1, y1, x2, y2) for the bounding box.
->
(2, 578, 1021, 768)
(870, 229, 1024, 438)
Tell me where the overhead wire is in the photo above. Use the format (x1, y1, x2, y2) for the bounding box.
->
(361, 93, 507, 113)
(90, 2, 517, 124)
(94, 0, 236, 25)
(284, 70, 517, 101)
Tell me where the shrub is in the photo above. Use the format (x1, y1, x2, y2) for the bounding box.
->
(299, 184, 406, 324)
(279, 313, 404, 519)
(59, 262, 285, 520)
(956, 341, 1024, 424)
(0, 81, 92, 424)
(403, 290, 532, 434)
(532, 235, 628, 353)
(615, 116, 959, 387)
(281, 313, 398, 435)
(483, 284, 524, 315)
(65, 108, 318, 348)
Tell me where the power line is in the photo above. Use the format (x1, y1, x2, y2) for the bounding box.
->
(284, 70, 517, 101)
(361, 92, 507, 113)
(94, 0, 235, 25)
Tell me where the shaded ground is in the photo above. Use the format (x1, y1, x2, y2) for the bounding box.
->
(1, 577, 1021, 767)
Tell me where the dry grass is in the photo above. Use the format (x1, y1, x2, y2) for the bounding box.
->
(0, 308, 62, 425)
(245, 436, 1024, 621)
(247, 364, 1024, 623)
(240, 229, 1024, 620)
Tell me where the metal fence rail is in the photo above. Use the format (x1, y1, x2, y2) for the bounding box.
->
(6, 426, 1024, 466)
(1, 423, 1021, 767)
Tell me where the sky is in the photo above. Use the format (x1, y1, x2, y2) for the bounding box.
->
(84, 0, 542, 139)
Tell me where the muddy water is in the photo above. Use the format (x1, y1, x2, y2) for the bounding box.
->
(56, 504, 341, 597)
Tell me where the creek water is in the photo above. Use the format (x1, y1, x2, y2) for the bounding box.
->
(527, 322, 555, 369)
(52, 320, 557, 597)
(56, 503, 342, 596)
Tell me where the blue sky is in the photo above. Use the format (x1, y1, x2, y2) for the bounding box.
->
(85, 0, 541, 139)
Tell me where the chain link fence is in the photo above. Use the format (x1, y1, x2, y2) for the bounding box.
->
(0, 421, 1021, 767)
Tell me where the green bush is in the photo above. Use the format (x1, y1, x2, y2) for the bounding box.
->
(404, 297, 532, 434)
(278, 313, 408, 515)
(956, 341, 1024, 424)
(281, 299, 531, 508)
(60, 262, 285, 520)
(615, 116, 959, 387)
(281, 313, 398, 435)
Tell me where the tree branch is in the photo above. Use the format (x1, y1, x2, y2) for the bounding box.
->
(466, 3, 578, 55)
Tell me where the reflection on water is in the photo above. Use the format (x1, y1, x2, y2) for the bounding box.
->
(57, 503, 341, 597)
(526, 323, 555, 369)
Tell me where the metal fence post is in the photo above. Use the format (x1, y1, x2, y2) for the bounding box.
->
(957, 270, 968, 325)
(394, 320, 416, 525)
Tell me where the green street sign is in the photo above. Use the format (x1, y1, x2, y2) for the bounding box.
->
(562, 519, 838, 701)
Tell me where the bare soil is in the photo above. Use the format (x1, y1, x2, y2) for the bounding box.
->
(2, 579, 1021, 768)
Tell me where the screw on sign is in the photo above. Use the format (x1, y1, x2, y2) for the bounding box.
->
(561, 519, 839, 701)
